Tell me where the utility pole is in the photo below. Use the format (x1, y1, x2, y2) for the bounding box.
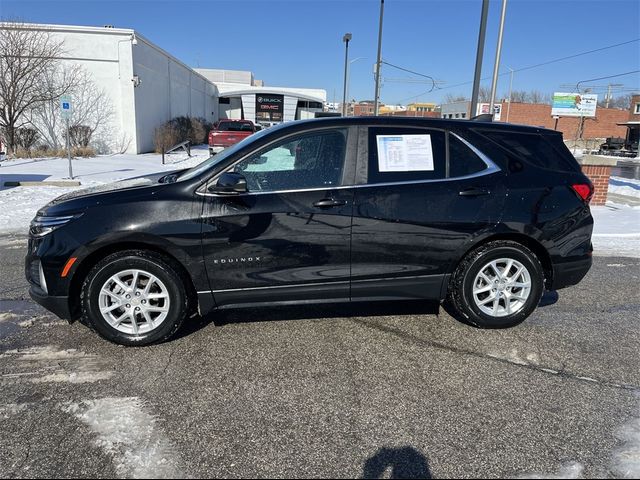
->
(342, 33, 352, 116)
(470, 0, 490, 119)
(373, 0, 385, 116)
(506, 67, 514, 122)
(489, 0, 508, 118)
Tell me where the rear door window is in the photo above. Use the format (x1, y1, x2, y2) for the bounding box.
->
(367, 127, 447, 184)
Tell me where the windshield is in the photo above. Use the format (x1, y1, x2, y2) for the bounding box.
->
(178, 127, 272, 181)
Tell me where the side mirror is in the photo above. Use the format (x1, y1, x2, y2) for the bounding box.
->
(209, 172, 247, 195)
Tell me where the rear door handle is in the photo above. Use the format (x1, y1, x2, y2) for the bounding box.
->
(459, 187, 490, 197)
(313, 198, 347, 208)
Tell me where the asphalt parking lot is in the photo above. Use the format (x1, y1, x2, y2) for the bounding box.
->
(0, 233, 638, 479)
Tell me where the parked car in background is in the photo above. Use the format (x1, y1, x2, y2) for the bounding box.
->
(208, 119, 256, 155)
(27, 117, 594, 346)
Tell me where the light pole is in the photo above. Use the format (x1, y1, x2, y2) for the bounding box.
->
(373, 0, 385, 116)
(489, 0, 508, 118)
(470, 0, 490, 119)
(345, 57, 365, 117)
(342, 33, 352, 117)
(506, 67, 514, 122)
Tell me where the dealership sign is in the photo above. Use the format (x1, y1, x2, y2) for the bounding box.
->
(256, 94, 284, 114)
(551, 92, 597, 117)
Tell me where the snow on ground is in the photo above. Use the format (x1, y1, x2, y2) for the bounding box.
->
(610, 176, 640, 199)
(592, 203, 640, 258)
(0, 146, 210, 234)
(62, 397, 183, 478)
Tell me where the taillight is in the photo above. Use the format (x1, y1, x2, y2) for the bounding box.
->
(571, 183, 594, 203)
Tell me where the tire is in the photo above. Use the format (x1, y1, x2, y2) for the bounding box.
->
(81, 249, 190, 346)
(446, 240, 544, 328)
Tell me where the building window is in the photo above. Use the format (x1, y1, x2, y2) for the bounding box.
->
(461, 113, 466, 119)
(635, 103, 640, 114)
(219, 97, 231, 104)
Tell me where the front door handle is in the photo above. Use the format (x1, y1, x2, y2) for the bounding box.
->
(313, 198, 347, 208)
(459, 187, 490, 197)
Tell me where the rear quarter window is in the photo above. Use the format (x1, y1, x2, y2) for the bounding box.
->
(478, 129, 579, 172)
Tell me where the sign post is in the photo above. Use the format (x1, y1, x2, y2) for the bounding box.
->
(60, 95, 73, 179)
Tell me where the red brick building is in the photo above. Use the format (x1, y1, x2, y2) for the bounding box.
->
(496, 102, 629, 139)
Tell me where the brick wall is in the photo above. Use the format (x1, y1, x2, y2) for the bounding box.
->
(497, 102, 629, 139)
(580, 164, 612, 205)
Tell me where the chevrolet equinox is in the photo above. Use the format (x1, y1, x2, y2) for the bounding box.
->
(27, 117, 594, 346)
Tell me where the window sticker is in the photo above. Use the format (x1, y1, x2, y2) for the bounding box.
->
(376, 134, 434, 172)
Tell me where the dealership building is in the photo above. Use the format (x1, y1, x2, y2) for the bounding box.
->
(2, 23, 326, 153)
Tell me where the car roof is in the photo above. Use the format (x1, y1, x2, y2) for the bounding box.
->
(273, 116, 559, 135)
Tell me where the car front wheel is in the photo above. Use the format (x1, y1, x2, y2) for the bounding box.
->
(446, 240, 544, 328)
(81, 250, 190, 346)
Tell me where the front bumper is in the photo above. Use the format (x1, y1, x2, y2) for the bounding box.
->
(551, 255, 592, 290)
(29, 285, 72, 321)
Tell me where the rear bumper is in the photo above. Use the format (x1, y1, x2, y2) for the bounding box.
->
(551, 255, 592, 290)
(29, 286, 72, 321)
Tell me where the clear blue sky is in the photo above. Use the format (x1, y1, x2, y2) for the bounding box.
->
(2, 0, 639, 105)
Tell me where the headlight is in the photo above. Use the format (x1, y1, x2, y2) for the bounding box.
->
(29, 213, 82, 237)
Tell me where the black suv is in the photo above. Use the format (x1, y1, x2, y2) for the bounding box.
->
(26, 117, 594, 346)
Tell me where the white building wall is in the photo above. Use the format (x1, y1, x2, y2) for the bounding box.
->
(283, 96, 298, 122)
(11, 25, 138, 153)
(241, 94, 256, 124)
(132, 37, 217, 152)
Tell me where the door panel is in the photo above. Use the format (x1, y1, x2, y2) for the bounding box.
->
(201, 190, 353, 305)
(200, 127, 356, 307)
(350, 127, 507, 301)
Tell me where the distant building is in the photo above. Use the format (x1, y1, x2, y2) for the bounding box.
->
(1, 23, 326, 153)
(407, 102, 437, 113)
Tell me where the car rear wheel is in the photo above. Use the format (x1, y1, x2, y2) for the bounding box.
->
(446, 240, 544, 328)
(81, 250, 190, 346)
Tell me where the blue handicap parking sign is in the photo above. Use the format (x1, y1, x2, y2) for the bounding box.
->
(62, 102, 70, 109)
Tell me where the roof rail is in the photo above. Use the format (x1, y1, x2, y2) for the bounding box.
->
(470, 113, 493, 122)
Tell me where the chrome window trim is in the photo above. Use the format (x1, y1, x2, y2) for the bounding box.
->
(196, 130, 501, 198)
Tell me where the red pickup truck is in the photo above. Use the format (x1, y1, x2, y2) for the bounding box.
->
(208, 119, 256, 155)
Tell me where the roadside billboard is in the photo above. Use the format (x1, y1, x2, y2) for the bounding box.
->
(551, 93, 597, 117)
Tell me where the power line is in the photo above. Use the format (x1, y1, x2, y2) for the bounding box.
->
(380, 61, 437, 92)
(398, 38, 640, 103)
(576, 70, 640, 91)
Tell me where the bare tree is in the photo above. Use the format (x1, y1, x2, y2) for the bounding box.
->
(29, 67, 114, 152)
(509, 90, 529, 103)
(444, 93, 468, 103)
(528, 90, 550, 104)
(478, 86, 492, 103)
(0, 21, 80, 154)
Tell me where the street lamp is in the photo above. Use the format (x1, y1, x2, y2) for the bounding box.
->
(345, 57, 365, 117)
(342, 33, 352, 116)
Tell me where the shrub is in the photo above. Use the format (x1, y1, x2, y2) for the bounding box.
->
(153, 116, 211, 153)
(15, 128, 40, 150)
(154, 124, 180, 153)
(68, 125, 93, 147)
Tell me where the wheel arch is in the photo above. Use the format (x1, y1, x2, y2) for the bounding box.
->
(68, 241, 198, 319)
(452, 233, 553, 289)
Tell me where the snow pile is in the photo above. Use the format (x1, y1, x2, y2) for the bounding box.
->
(517, 461, 584, 479)
(611, 403, 640, 478)
(592, 204, 640, 258)
(609, 177, 640, 199)
(63, 397, 183, 479)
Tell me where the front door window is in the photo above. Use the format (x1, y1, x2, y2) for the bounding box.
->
(232, 129, 347, 192)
